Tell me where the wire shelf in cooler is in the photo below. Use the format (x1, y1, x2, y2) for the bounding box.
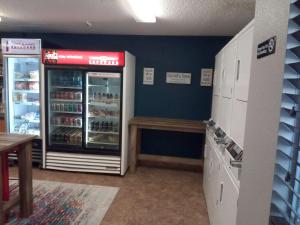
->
(13, 130, 40, 136)
(51, 86, 82, 90)
(52, 111, 82, 115)
(88, 84, 120, 87)
(88, 115, 119, 119)
(14, 118, 40, 123)
(14, 79, 39, 82)
(13, 90, 39, 94)
(88, 101, 119, 107)
(51, 124, 82, 128)
(88, 141, 119, 146)
(14, 101, 40, 106)
(88, 130, 119, 135)
(88, 84, 106, 87)
(50, 99, 82, 103)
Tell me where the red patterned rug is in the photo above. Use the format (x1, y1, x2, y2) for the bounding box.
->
(6, 180, 119, 225)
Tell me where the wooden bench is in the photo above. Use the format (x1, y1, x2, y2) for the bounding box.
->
(129, 117, 206, 173)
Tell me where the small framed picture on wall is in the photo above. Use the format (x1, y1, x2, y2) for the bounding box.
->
(200, 68, 213, 86)
(143, 67, 154, 85)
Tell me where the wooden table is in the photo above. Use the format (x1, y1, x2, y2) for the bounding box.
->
(0, 133, 36, 224)
(129, 117, 206, 173)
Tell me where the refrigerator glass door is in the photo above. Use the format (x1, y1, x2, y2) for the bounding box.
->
(47, 70, 83, 147)
(86, 72, 121, 150)
(6, 56, 41, 136)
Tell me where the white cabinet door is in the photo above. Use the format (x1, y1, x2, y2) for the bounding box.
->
(203, 143, 212, 198)
(206, 144, 222, 225)
(222, 41, 237, 98)
(219, 97, 232, 135)
(235, 26, 254, 101)
(211, 95, 220, 125)
(217, 165, 239, 225)
(230, 99, 247, 148)
(213, 51, 223, 96)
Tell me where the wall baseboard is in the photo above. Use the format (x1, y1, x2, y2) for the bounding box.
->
(138, 154, 203, 172)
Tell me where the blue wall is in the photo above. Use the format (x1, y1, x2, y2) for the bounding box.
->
(0, 32, 230, 159)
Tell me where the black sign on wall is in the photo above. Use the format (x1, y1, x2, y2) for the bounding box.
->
(257, 36, 277, 59)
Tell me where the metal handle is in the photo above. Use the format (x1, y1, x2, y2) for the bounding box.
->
(236, 60, 240, 81)
(220, 182, 224, 203)
(230, 159, 242, 169)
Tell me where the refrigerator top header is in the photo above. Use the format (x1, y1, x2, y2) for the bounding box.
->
(42, 49, 125, 67)
(1, 38, 41, 55)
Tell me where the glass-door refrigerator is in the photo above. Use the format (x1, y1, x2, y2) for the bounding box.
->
(47, 69, 83, 148)
(1, 38, 43, 164)
(43, 49, 135, 175)
(86, 72, 121, 150)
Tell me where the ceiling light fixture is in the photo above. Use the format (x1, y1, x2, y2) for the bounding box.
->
(127, 0, 156, 23)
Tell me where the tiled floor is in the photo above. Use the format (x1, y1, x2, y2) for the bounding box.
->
(10, 166, 210, 225)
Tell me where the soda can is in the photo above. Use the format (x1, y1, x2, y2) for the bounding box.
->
(69, 91, 74, 99)
(73, 104, 77, 112)
(56, 117, 61, 125)
(78, 104, 82, 112)
(55, 103, 60, 111)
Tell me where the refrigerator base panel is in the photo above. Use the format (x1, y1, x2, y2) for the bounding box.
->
(45, 151, 121, 174)
(8, 148, 42, 164)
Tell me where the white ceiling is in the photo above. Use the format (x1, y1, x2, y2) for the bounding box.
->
(0, 0, 255, 36)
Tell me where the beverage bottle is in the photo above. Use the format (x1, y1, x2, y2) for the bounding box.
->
(78, 75, 82, 86)
(101, 121, 104, 131)
(52, 132, 56, 142)
(109, 122, 113, 131)
(97, 121, 101, 131)
(73, 104, 77, 112)
(103, 93, 107, 102)
(113, 122, 118, 132)
(78, 133, 82, 144)
(72, 75, 76, 86)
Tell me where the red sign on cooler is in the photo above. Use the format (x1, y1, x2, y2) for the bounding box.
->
(42, 49, 125, 66)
